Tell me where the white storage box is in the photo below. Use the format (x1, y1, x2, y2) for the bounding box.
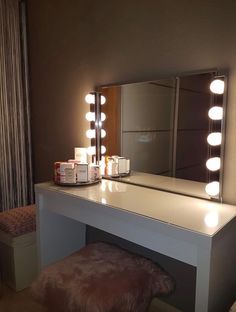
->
(0, 205, 37, 291)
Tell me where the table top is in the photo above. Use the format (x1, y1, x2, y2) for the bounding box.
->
(35, 180, 236, 237)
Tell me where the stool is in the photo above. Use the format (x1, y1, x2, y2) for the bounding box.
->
(0, 205, 37, 291)
(31, 242, 175, 312)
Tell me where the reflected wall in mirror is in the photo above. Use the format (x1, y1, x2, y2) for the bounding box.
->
(98, 71, 227, 200)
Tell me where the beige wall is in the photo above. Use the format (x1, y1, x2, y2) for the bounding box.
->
(26, 0, 236, 204)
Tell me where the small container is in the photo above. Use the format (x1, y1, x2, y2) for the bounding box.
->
(64, 167, 76, 184)
(107, 159, 118, 176)
(76, 163, 88, 182)
(74, 147, 88, 163)
(89, 164, 100, 181)
(60, 162, 75, 183)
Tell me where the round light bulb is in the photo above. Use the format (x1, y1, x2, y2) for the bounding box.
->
(208, 106, 223, 120)
(101, 129, 106, 138)
(85, 93, 95, 104)
(101, 112, 106, 121)
(206, 157, 221, 171)
(86, 129, 95, 139)
(210, 79, 224, 94)
(101, 95, 106, 105)
(205, 181, 220, 197)
(207, 132, 222, 146)
(87, 146, 96, 155)
(101, 145, 106, 154)
(85, 112, 95, 122)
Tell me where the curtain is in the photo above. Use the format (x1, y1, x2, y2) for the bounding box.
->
(0, 0, 33, 211)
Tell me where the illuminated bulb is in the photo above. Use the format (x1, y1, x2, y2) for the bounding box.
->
(206, 157, 221, 171)
(205, 181, 220, 197)
(101, 95, 106, 105)
(207, 132, 222, 146)
(210, 79, 224, 94)
(85, 93, 95, 104)
(85, 112, 95, 122)
(101, 112, 106, 121)
(204, 211, 219, 227)
(101, 145, 106, 154)
(87, 146, 96, 155)
(208, 106, 223, 120)
(86, 129, 95, 139)
(101, 129, 106, 138)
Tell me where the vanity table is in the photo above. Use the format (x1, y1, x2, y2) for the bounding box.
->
(35, 179, 236, 312)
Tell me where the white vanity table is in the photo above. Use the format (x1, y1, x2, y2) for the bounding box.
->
(35, 179, 236, 312)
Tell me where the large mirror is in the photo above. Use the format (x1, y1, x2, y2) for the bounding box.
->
(98, 71, 226, 201)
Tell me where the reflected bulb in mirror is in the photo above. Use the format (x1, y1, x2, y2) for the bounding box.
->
(208, 106, 223, 120)
(101, 95, 106, 105)
(101, 129, 106, 138)
(86, 129, 95, 139)
(85, 93, 95, 104)
(205, 181, 220, 197)
(206, 157, 221, 171)
(210, 79, 224, 94)
(207, 132, 222, 146)
(101, 145, 106, 154)
(101, 112, 106, 121)
(85, 112, 95, 122)
(87, 146, 96, 155)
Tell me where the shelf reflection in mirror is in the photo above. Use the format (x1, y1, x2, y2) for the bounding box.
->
(97, 71, 227, 201)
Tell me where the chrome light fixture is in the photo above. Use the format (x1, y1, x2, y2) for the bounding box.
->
(85, 92, 106, 164)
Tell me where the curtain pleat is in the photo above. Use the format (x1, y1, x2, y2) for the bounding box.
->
(0, 0, 33, 211)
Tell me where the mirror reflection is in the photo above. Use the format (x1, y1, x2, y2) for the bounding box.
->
(98, 71, 226, 200)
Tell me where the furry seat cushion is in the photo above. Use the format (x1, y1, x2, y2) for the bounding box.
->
(31, 242, 174, 312)
(0, 205, 36, 237)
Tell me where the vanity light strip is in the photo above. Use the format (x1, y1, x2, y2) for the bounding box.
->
(205, 76, 225, 198)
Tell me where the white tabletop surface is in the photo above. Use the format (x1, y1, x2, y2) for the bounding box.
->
(36, 180, 236, 237)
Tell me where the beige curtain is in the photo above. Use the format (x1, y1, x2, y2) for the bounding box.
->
(0, 0, 33, 211)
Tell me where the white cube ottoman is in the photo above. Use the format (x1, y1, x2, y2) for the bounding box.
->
(0, 205, 37, 291)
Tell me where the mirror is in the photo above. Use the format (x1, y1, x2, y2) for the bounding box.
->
(97, 71, 226, 201)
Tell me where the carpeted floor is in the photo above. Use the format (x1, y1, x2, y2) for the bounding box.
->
(0, 284, 47, 312)
(0, 283, 181, 312)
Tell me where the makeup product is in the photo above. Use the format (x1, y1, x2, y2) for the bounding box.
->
(89, 164, 100, 181)
(59, 162, 75, 183)
(74, 147, 88, 163)
(76, 163, 88, 182)
(64, 167, 76, 184)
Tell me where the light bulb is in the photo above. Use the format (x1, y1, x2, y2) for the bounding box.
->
(205, 181, 220, 196)
(86, 129, 106, 139)
(87, 146, 96, 155)
(208, 106, 223, 120)
(101, 95, 106, 105)
(85, 93, 95, 104)
(101, 145, 106, 154)
(207, 132, 222, 146)
(101, 129, 106, 138)
(101, 112, 106, 121)
(86, 129, 95, 139)
(206, 157, 221, 171)
(85, 112, 95, 122)
(210, 79, 224, 94)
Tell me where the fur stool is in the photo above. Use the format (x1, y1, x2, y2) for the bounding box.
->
(0, 205, 37, 291)
(31, 242, 175, 312)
